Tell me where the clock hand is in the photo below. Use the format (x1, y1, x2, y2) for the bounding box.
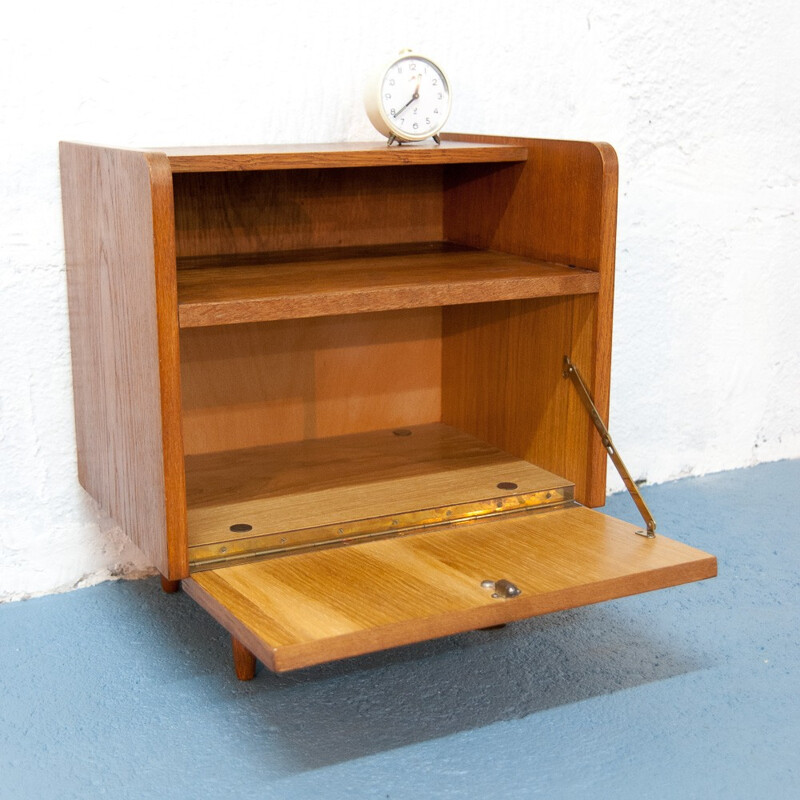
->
(393, 82, 421, 117)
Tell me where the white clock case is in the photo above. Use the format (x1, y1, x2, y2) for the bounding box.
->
(364, 52, 452, 143)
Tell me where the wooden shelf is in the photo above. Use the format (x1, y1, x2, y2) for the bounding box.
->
(185, 423, 574, 567)
(176, 243, 600, 327)
(184, 504, 717, 672)
(157, 140, 528, 173)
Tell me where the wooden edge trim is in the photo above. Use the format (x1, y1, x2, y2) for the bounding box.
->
(443, 131, 616, 156)
(182, 577, 278, 672)
(162, 142, 529, 172)
(587, 140, 619, 506)
(177, 268, 601, 328)
(144, 151, 189, 579)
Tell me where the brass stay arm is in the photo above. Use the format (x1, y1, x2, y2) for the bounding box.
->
(563, 356, 656, 538)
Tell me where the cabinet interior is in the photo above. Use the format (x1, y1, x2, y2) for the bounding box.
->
(173, 162, 601, 569)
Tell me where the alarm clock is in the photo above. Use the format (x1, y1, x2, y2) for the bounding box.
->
(365, 51, 452, 145)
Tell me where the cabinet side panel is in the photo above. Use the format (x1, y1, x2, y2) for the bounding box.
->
(443, 134, 618, 506)
(59, 143, 187, 577)
(442, 297, 597, 505)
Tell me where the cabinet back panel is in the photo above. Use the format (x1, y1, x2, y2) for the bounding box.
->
(172, 167, 444, 259)
(180, 308, 442, 454)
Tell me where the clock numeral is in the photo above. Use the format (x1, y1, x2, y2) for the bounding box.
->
(413, 122, 419, 130)
(389, 79, 395, 86)
(385, 93, 392, 100)
(432, 78, 438, 85)
(437, 93, 443, 100)
(409, 62, 416, 70)
(390, 108, 396, 116)
(433, 108, 439, 114)
(426, 117, 431, 125)
(397, 66, 403, 73)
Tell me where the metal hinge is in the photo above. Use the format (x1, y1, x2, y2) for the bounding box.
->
(481, 579, 522, 599)
(563, 356, 656, 538)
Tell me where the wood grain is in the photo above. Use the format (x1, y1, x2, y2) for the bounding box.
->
(232, 637, 257, 680)
(443, 295, 598, 505)
(172, 166, 444, 259)
(184, 423, 573, 563)
(442, 134, 619, 507)
(160, 576, 181, 594)
(158, 140, 528, 172)
(179, 309, 442, 455)
(59, 143, 188, 578)
(184, 505, 717, 672)
(176, 244, 599, 327)
(61, 136, 717, 680)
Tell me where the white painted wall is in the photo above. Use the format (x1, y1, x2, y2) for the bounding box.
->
(1, 0, 798, 601)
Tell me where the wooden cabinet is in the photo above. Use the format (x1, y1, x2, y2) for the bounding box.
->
(60, 135, 716, 678)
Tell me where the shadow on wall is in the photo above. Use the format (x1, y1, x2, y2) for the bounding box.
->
(126, 572, 711, 776)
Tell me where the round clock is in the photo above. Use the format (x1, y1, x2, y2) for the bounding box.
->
(365, 51, 452, 145)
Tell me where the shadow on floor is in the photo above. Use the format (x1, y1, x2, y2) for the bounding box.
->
(125, 573, 712, 775)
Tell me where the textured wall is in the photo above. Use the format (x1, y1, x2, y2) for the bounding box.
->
(1, 0, 798, 601)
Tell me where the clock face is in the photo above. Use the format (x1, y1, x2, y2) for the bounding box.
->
(379, 55, 451, 140)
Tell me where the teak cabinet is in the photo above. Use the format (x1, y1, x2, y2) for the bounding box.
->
(60, 134, 716, 679)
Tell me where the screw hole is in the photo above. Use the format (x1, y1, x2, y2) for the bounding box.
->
(497, 482, 518, 491)
(229, 523, 253, 533)
(393, 429, 412, 437)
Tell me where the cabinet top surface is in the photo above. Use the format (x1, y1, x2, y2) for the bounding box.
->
(148, 140, 529, 172)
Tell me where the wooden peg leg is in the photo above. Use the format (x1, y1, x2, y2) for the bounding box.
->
(160, 575, 181, 593)
(232, 636, 257, 681)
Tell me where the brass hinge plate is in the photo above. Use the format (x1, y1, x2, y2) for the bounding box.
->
(189, 486, 575, 571)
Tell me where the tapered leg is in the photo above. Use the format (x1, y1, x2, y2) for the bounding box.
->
(232, 636, 257, 681)
(160, 575, 181, 593)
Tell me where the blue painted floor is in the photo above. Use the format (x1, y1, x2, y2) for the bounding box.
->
(1, 460, 798, 799)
